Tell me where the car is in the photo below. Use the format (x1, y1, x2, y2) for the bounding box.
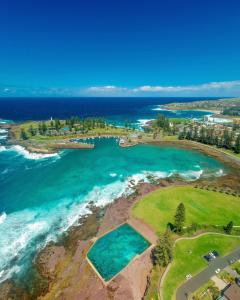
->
(230, 258, 236, 264)
(209, 252, 216, 258)
(215, 268, 221, 274)
(186, 274, 192, 280)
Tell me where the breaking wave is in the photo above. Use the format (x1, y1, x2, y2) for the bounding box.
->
(7, 145, 59, 160)
(137, 119, 154, 127)
(0, 129, 7, 134)
(0, 212, 7, 225)
(0, 146, 6, 152)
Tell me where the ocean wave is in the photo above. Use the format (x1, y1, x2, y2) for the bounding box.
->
(0, 129, 7, 134)
(1, 168, 9, 175)
(109, 172, 118, 177)
(215, 169, 224, 177)
(10, 145, 59, 160)
(180, 169, 203, 180)
(0, 212, 7, 225)
(0, 135, 7, 140)
(0, 146, 6, 152)
(152, 105, 177, 113)
(0, 265, 21, 284)
(137, 119, 154, 127)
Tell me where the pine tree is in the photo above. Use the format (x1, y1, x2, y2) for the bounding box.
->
(174, 203, 185, 233)
(42, 122, 47, 134)
(20, 128, 28, 140)
(224, 221, 233, 234)
(235, 135, 240, 154)
(28, 125, 35, 136)
(152, 229, 173, 267)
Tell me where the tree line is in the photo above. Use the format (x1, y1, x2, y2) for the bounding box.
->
(20, 117, 109, 139)
(178, 125, 240, 154)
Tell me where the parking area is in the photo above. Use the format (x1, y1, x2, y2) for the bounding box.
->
(176, 246, 240, 300)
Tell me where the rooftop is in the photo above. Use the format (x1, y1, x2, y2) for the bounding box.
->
(224, 283, 240, 300)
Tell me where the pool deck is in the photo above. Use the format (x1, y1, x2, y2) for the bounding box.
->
(86, 220, 156, 285)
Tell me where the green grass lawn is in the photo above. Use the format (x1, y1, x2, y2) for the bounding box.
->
(132, 186, 240, 234)
(163, 234, 240, 300)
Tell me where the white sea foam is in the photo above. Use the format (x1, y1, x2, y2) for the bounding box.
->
(152, 105, 178, 113)
(11, 145, 59, 160)
(215, 169, 224, 177)
(0, 265, 21, 284)
(180, 169, 203, 180)
(0, 135, 7, 140)
(0, 212, 7, 225)
(137, 119, 154, 127)
(152, 105, 164, 111)
(0, 129, 7, 134)
(109, 172, 117, 177)
(1, 168, 9, 175)
(0, 146, 6, 152)
(85, 181, 130, 207)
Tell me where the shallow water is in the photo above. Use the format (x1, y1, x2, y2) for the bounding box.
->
(0, 138, 224, 283)
(87, 223, 150, 281)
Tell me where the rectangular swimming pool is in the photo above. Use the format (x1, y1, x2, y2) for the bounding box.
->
(87, 223, 151, 281)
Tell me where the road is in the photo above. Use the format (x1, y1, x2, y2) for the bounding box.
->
(176, 246, 240, 300)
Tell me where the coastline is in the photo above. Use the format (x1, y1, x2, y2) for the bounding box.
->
(147, 139, 240, 172)
(1, 140, 240, 299)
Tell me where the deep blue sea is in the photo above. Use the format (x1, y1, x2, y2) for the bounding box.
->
(0, 97, 216, 125)
(0, 97, 224, 284)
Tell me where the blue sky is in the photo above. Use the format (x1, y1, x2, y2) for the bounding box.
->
(0, 0, 240, 97)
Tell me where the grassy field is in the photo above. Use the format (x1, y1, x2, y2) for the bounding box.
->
(132, 186, 240, 234)
(163, 234, 240, 300)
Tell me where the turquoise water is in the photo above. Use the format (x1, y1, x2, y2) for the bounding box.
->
(87, 223, 150, 281)
(0, 138, 224, 283)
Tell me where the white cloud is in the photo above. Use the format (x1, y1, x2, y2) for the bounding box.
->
(1, 80, 240, 97)
(133, 80, 240, 93)
(87, 85, 127, 93)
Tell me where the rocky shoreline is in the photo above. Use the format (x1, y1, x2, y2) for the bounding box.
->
(1, 141, 240, 300)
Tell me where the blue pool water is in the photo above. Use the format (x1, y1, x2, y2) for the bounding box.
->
(87, 223, 150, 281)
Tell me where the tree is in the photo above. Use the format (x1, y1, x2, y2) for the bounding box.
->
(154, 114, 170, 134)
(20, 128, 28, 140)
(174, 203, 185, 233)
(152, 229, 173, 267)
(54, 119, 61, 131)
(28, 125, 35, 136)
(41, 122, 47, 134)
(224, 221, 233, 234)
(235, 135, 240, 154)
(223, 129, 232, 149)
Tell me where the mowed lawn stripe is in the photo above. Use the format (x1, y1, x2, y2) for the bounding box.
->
(132, 186, 240, 234)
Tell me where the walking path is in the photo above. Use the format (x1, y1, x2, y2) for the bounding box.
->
(158, 232, 240, 300)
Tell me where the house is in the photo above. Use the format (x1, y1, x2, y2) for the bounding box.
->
(204, 114, 233, 125)
(223, 283, 240, 300)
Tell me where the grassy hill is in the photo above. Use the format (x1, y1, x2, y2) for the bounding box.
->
(132, 186, 240, 234)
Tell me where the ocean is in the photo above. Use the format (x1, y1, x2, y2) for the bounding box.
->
(0, 97, 223, 285)
(0, 97, 216, 125)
